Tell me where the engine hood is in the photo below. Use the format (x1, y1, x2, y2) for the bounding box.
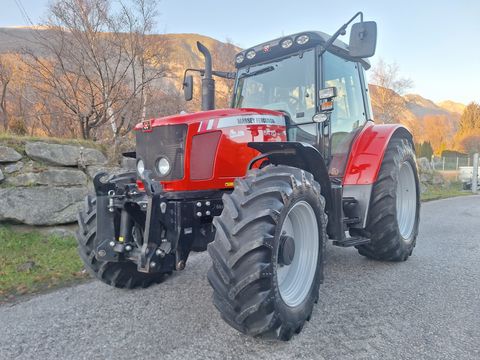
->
(134, 108, 285, 131)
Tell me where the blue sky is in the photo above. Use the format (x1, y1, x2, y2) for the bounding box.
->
(1, 0, 479, 104)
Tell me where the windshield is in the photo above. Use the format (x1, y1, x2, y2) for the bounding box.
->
(233, 50, 316, 124)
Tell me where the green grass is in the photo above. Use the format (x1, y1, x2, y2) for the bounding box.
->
(0, 226, 87, 302)
(0, 132, 107, 154)
(421, 181, 471, 202)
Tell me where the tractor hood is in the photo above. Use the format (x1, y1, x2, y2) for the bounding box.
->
(133, 108, 286, 131)
(132, 108, 288, 192)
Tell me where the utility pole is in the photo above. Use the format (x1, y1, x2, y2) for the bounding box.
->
(472, 153, 479, 194)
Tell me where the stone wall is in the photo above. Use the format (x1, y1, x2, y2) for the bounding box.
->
(0, 141, 131, 226)
(416, 157, 446, 193)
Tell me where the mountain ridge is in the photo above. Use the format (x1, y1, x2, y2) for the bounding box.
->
(0, 27, 465, 142)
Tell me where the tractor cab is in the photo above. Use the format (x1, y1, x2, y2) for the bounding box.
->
(231, 30, 375, 180)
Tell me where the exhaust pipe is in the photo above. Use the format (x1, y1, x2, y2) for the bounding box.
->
(197, 41, 215, 111)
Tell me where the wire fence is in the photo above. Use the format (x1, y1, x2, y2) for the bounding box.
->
(432, 155, 476, 171)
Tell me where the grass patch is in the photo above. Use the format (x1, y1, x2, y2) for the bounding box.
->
(421, 181, 471, 202)
(0, 132, 107, 154)
(0, 225, 87, 302)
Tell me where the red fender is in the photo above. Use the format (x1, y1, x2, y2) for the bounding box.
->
(342, 122, 414, 186)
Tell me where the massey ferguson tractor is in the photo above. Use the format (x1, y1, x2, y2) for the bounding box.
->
(76, 12, 420, 340)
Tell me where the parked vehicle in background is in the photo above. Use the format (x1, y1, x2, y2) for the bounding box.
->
(459, 166, 480, 190)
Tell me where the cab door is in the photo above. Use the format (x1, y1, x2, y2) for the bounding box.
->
(321, 51, 368, 179)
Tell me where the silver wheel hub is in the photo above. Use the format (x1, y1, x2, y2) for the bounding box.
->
(396, 161, 417, 240)
(277, 200, 319, 307)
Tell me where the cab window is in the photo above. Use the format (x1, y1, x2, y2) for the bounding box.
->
(323, 51, 367, 176)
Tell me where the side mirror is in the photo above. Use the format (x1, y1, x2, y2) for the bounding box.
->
(349, 21, 377, 58)
(183, 75, 193, 101)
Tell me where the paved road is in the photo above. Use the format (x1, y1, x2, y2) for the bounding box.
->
(1, 196, 480, 360)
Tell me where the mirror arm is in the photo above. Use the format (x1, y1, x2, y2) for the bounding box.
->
(182, 68, 236, 87)
(318, 11, 363, 57)
(182, 68, 203, 88)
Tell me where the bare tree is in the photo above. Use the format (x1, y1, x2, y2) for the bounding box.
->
(0, 56, 13, 131)
(24, 0, 168, 140)
(369, 58, 413, 124)
(210, 38, 238, 109)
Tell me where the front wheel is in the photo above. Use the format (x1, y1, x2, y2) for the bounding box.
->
(207, 165, 327, 340)
(356, 137, 420, 261)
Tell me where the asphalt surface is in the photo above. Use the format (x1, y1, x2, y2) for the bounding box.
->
(1, 195, 479, 360)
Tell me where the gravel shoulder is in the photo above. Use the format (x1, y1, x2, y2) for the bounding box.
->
(1, 195, 479, 360)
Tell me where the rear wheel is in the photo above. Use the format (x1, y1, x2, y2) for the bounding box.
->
(356, 137, 420, 261)
(207, 165, 327, 340)
(76, 195, 165, 288)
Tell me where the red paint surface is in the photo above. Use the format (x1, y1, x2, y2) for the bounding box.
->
(343, 122, 411, 185)
(134, 108, 287, 192)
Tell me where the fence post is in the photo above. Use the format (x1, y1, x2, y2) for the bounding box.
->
(472, 153, 479, 194)
(456, 156, 459, 170)
(442, 157, 445, 171)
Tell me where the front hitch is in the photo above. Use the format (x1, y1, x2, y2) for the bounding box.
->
(137, 170, 166, 273)
(91, 171, 219, 275)
(92, 171, 174, 274)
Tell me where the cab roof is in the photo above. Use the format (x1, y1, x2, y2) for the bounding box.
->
(235, 31, 371, 70)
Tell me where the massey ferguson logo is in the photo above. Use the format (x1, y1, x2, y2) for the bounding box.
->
(142, 120, 152, 132)
(236, 116, 277, 125)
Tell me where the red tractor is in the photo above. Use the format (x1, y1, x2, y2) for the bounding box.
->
(76, 12, 420, 340)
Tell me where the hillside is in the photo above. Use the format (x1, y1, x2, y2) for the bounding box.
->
(0, 27, 465, 150)
(0, 27, 239, 108)
(404, 94, 453, 118)
(437, 100, 466, 115)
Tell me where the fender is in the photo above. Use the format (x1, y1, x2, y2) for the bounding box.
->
(343, 122, 414, 186)
(341, 122, 414, 229)
(247, 141, 347, 241)
(248, 141, 333, 209)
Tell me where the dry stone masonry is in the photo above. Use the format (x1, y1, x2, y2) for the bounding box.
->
(0, 140, 128, 225)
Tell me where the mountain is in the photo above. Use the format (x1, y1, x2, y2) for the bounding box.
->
(0, 27, 465, 150)
(437, 100, 466, 116)
(404, 94, 452, 118)
(0, 27, 239, 108)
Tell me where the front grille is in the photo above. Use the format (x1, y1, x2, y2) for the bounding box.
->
(135, 124, 187, 181)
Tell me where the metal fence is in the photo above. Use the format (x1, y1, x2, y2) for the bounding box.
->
(432, 155, 475, 171)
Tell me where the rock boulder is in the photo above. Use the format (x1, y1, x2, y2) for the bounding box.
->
(25, 142, 107, 166)
(6, 168, 88, 187)
(86, 165, 124, 179)
(417, 157, 433, 173)
(0, 146, 22, 163)
(4, 161, 24, 174)
(0, 186, 88, 225)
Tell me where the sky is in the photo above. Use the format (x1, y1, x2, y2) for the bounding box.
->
(1, 0, 479, 105)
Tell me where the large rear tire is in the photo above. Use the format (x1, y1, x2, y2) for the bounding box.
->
(356, 137, 420, 261)
(76, 195, 165, 288)
(207, 165, 327, 340)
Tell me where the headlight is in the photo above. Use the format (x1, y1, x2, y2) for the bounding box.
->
(281, 38, 293, 49)
(136, 159, 145, 176)
(246, 50, 256, 60)
(235, 54, 245, 63)
(296, 34, 310, 45)
(156, 157, 171, 176)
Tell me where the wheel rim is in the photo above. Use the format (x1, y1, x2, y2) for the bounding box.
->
(396, 161, 417, 240)
(277, 200, 319, 307)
